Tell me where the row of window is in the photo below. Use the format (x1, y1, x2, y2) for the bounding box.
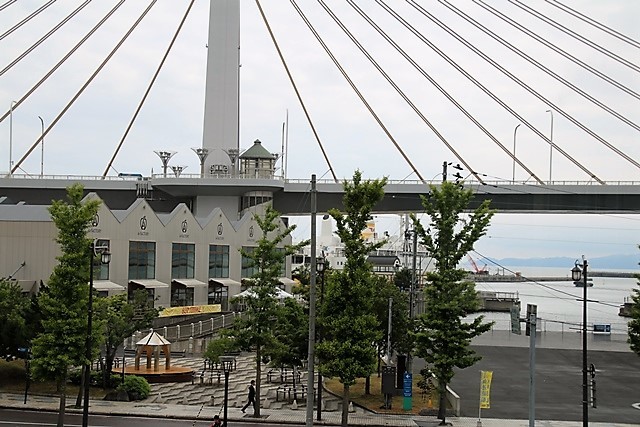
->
(94, 240, 285, 281)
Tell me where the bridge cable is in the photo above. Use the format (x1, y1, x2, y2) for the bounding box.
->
(316, 2, 472, 185)
(288, 0, 429, 184)
(508, 0, 640, 73)
(320, 0, 484, 185)
(431, 1, 639, 176)
(349, 0, 543, 185)
(407, 1, 628, 183)
(103, 0, 197, 178)
(0, 0, 57, 41)
(0, 0, 17, 12)
(254, 0, 337, 183)
(544, 0, 640, 50)
(11, 0, 159, 174)
(1, 0, 92, 77)
(0, 0, 126, 124)
(461, 0, 640, 132)
(474, 0, 640, 101)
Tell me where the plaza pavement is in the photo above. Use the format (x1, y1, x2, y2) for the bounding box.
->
(1, 331, 637, 426)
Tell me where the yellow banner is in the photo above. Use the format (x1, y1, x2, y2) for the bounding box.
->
(159, 304, 221, 317)
(479, 370, 493, 409)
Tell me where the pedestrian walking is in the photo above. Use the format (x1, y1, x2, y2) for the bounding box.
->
(241, 380, 256, 413)
(209, 414, 222, 427)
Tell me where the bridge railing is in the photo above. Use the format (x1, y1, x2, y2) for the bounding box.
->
(4, 173, 640, 186)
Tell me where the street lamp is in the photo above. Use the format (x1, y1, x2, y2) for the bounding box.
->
(571, 257, 589, 427)
(191, 147, 210, 177)
(546, 109, 554, 183)
(38, 116, 44, 177)
(513, 123, 521, 183)
(154, 150, 176, 177)
(316, 256, 327, 421)
(219, 355, 236, 427)
(83, 241, 111, 427)
(9, 100, 17, 176)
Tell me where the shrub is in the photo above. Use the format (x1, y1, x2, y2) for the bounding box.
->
(117, 375, 150, 400)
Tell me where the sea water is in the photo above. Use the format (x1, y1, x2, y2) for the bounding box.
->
(467, 266, 637, 333)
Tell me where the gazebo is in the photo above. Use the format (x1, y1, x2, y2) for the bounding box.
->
(134, 331, 172, 371)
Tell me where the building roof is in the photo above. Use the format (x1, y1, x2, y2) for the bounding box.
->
(240, 139, 274, 159)
(0, 204, 51, 221)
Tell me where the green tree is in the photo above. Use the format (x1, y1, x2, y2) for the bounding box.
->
(268, 298, 308, 370)
(94, 290, 158, 388)
(372, 275, 411, 366)
(628, 253, 640, 356)
(411, 181, 495, 425)
(230, 205, 306, 417)
(0, 279, 30, 359)
(393, 267, 413, 291)
(316, 170, 386, 427)
(30, 184, 101, 427)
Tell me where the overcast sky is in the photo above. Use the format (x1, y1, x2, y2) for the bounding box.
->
(1, 1, 639, 261)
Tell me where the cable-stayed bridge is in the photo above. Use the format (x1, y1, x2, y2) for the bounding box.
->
(1, 1, 638, 214)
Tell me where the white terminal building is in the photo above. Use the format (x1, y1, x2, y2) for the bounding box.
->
(0, 1, 297, 315)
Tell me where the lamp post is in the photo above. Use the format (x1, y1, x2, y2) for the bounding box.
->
(220, 355, 236, 427)
(154, 150, 176, 177)
(191, 147, 209, 177)
(571, 257, 588, 427)
(513, 123, 521, 183)
(83, 241, 111, 427)
(9, 100, 17, 176)
(38, 116, 44, 177)
(546, 109, 554, 183)
(316, 256, 326, 421)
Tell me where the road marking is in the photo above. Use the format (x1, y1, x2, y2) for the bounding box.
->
(632, 402, 640, 410)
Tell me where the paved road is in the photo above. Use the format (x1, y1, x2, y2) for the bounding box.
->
(449, 345, 640, 424)
(0, 408, 287, 427)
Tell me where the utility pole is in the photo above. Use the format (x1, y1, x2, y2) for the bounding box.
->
(305, 174, 317, 427)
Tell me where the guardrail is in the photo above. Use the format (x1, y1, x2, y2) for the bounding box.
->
(3, 173, 640, 186)
(126, 312, 245, 347)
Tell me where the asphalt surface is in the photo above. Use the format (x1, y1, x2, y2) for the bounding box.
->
(449, 337, 640, 424)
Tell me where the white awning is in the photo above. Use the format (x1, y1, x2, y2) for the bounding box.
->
(209, 278, 241, 287)
(279, 277, 297, 286)
(129, 279, 169, 289)
(237, 287, 294, 300)
(93, 280, 125, 291)
(172, 279, 207, 288)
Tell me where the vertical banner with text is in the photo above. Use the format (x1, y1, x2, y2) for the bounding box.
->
(479, 370, 493, 409)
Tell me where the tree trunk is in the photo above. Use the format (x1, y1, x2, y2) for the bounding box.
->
(104, 346, 116, 389)
(438, 381, 447, 425)
(365, 375, 370, 395)
(75, 366, 84, 408)
(255, 345, 261, 417)
(57, 378, 66, 427)
(341, 383, 350, 427)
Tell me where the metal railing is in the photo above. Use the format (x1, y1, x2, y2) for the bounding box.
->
(126, 312, 245, 347)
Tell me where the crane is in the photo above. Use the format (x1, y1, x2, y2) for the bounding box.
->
(467, 255, 489, 275)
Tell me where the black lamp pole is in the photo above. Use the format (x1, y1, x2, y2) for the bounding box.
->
(82, 242, 95, 427)
(316, 257, 326, 421)
(220, 355, 235, 427)
(572, 258, 589, 427)
(83, 242, 110, 427)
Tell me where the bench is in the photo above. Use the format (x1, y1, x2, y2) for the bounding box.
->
(267, 368, 302, 384)
(276, 384, 310, 402)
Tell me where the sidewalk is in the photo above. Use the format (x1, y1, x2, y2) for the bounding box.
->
(0, 392, 636, 427)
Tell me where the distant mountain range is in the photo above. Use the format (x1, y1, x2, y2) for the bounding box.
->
(492, 254, 639, 270)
